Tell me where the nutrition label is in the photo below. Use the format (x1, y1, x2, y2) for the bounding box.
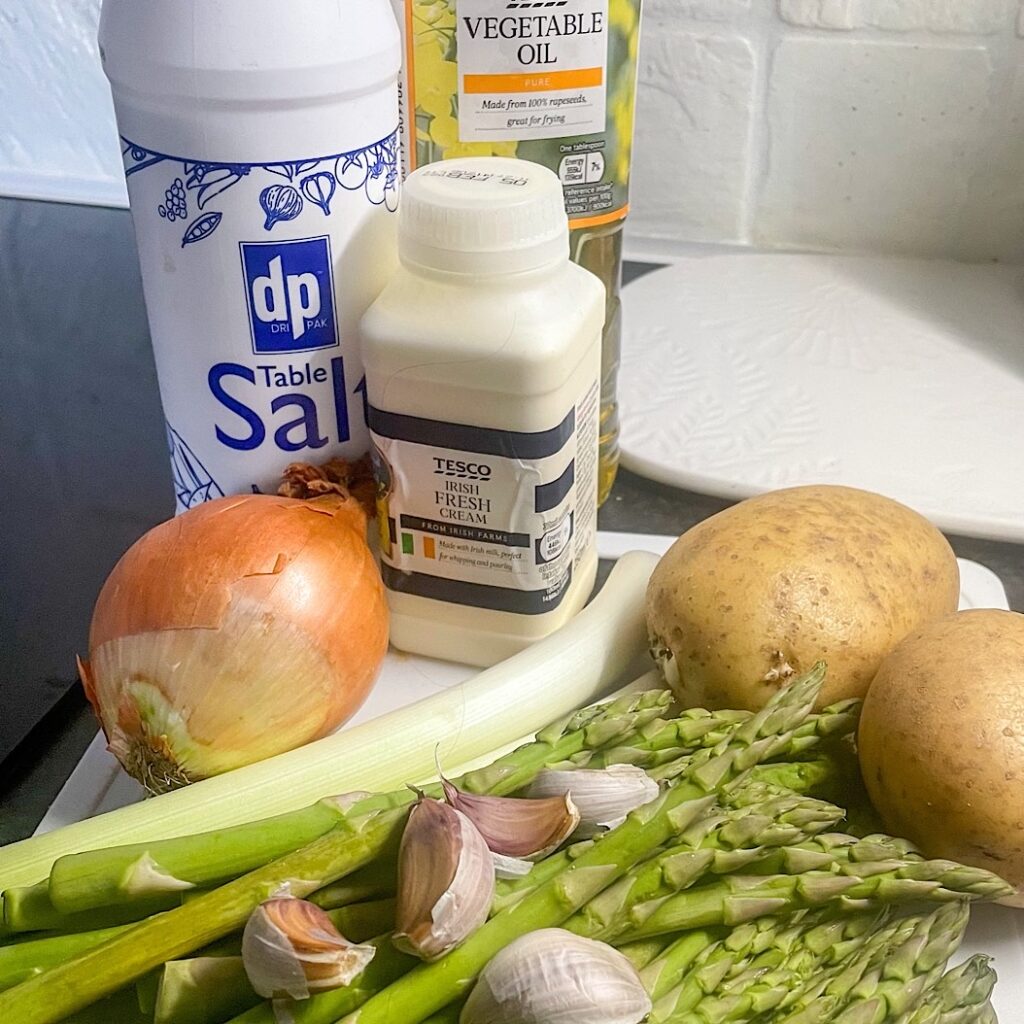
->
(371, 381, 599, 615)
(455, 0, 609, 143)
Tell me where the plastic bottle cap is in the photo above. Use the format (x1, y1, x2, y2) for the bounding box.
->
(398, 157, 569, 274)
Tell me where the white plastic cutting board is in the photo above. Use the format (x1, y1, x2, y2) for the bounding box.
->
(619, 255, 1024, 543)
(36, 536, 1022, 1012)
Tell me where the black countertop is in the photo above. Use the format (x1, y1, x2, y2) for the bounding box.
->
(1, 196, 1021, 845)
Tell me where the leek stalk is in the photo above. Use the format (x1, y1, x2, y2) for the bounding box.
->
(0, 552, 656, 893)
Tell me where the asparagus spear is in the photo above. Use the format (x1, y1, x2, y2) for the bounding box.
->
(41, 690, 671, 916)
(616, 936, 678, 971)
(612, 847, 1009, 944)
(899, 955, 997, 1024)
(593, 699, 859, 764)
(578, 701, 858, 779)
(491, 784, 843, 917)
(0, 894, 393, 992)
(321, 666, 824, 1024)
(152, 956, 259, 1024)
(0, 923, 131, 992)
(567, 789, 844, 939)
(772, 902, 971, 1024)
(2, 879, 180, 934)
(307, 859, 397, 912)
(58, 986, 151, 1024)
(743, 758, 845, 800)
(642, 910, 880, 1022)
(226, 940, 415, 1024)
(638, 929, 723, 1003)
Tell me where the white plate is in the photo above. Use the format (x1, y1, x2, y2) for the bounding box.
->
(619, 254, 1024, 542)
(36, 536, 1022, 1012)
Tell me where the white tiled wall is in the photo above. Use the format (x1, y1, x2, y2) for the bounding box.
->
(629, 0, 1024, 261)
(0, 0, 124, 208)
(3, 0, 1024, 261)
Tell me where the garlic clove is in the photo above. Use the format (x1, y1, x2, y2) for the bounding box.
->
(441, 778, 580, 859)
(527, 765, 660, 837)
(460, 928, 651, 1024)
(241, 898, 375, 1001)
(394, 798, 495, 962)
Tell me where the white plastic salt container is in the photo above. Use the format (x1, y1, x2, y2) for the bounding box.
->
(99, 0, 401, 511)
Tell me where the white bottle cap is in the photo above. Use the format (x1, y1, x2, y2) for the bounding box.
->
(398, 157, 569, 274)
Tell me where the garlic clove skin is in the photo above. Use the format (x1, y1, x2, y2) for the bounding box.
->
(394, 798, 495, 962)
(241, 898, 375, 1000)
(527, 765, 660, 836)
(460, 928, 651, 1024)
(441, 778, 580, 859)
(492, 853, 535, 879)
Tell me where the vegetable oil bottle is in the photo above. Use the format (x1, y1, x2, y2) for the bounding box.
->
(391, 0, 643, 505)
(361, 157, 605, 666)
(99, 0, 400, 512)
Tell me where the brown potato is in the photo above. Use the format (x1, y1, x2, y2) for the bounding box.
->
(646, 484, 959, 710)
(859, 609, 1024, 904)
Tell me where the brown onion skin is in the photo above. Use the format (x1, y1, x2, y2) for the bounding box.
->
(86, 493, 388, 746)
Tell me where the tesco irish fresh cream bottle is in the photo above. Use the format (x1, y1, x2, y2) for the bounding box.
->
(99, 0, 400, 512)
(361, 157, 604, 666)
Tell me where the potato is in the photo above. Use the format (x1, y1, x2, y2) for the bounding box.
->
(859, 609, 1024, 904)
(646, 484, 959, 710)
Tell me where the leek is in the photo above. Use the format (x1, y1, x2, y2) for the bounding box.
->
(0, 551, 656, 892)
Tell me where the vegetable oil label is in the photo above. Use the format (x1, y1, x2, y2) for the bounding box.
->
(394, 0, 640, 229)
(118, 133, 399, 513)
(454, 0, 609, 143)
(370, 382, 599, 614)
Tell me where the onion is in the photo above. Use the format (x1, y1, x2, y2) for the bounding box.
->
(78, 494, 388, 793)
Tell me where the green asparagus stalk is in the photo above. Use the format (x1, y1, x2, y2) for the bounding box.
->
(326, 898, 396, 944)
(743, 758, 845, 800)
(644, 701, 860, 783)
(617, 936, 678, 971)
(567, 789, 844, 940)
(577, 700, 858, 779)
(772, 902, 971, 1024)
(40, 690, 670, 916)
(0, 923, 132, 991)
(594, 699, 859, 763)
(0, 803, 406, 1023)
(307, 858, 397, 911)
(45, 800, 364, 916)
(226, 939, 415, 1024)
(324, 665, 824, 1024)
(60, 986, 151, 1024)
(2, 879, 180, 934)
(613, 850, 1008, 944)
(0, 893, 393, 993)
(152, 956, 259, 1024)
(490, 784, 842, 919)
(638, 929, 722, 1002)
(898, 955, 997, 1024)
(136, 969, 159, 1015)
(641, 910, 874, 1022)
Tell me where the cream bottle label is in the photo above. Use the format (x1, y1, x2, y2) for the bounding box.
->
(454, 0, 610, 143)
(371, 381, 598, 614)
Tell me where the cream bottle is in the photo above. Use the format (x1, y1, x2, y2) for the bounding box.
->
(361, 157, 604, 666)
